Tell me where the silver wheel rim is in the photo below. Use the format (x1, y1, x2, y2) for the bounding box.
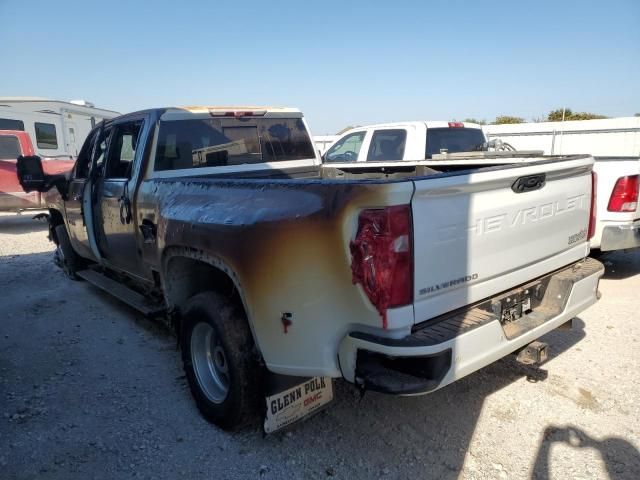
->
(190, 322, 230, 403)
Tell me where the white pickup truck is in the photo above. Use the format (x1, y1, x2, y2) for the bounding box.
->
(22, 108, 604, 431)
(323, 121, 487, 162)
(576, 157, 639, 253)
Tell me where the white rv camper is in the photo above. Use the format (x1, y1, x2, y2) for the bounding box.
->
(0, 97, 120, 158)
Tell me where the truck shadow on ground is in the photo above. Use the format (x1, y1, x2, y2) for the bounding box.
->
(597, 250, 640, 280)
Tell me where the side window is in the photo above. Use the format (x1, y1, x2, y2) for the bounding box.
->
(34, 122, 58, 149)
(0, 118, 25, 131)
(366, 129, 407, 161)
(104, 121, 143, 179)
(324, 132, 365, 162)
(74, 129, 98, 178)
(93, 129, 111, 173)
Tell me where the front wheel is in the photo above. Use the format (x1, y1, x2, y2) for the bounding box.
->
(54, 224, 83, 280)
(180, 291, 261, 430)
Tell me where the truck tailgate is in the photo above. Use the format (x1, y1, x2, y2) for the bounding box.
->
(411, 156, 593, 324)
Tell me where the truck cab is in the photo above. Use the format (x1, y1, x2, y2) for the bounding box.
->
(323, 121, 486, 163)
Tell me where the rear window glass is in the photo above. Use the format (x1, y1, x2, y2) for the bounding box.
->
(0, 118, 25, 131)
(0, 135, 21, 159)
(154, 118, 315, 171)
(425, 128, 485, 158)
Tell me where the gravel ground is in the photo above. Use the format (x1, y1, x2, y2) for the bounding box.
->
(1, 212, 639, 479)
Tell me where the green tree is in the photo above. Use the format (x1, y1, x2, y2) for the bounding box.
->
(462, 118, 487, 125)
(547, 108, 608, 121)
(493, 115, 525, 125)
(635, 113, 640, 117)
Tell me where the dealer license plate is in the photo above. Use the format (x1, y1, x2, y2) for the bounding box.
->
(264, 377, 333, 433)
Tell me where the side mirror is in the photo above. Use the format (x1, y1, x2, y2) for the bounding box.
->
(16, 155, 69, 198)
(16, 155, 45, 192)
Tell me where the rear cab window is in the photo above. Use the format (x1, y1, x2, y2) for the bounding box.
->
(366, 129, 407, 161)
(154, 117, 315, 172)
(425, 127, 485, 158)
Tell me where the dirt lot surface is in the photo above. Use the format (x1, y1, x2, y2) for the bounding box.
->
(1, 212, 639, 479)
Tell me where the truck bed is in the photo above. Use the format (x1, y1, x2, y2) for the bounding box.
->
(134, 153, 594, 376)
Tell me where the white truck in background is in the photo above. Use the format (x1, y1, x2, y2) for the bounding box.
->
(322, 121, 487, 163)
(591, 157, 640, 253)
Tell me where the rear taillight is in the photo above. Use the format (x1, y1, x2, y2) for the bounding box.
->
(448, 122, 464, 128)
(350, 205, 413, 328)
(589, 171, 597, 240)
(607, 175, 639, 212)
(208, 109, 267, 118)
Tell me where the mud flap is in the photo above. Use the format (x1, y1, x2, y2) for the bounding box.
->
(263, 373, 333, 433)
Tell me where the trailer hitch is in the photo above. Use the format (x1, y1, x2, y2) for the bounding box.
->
(514, 340, 549, 365)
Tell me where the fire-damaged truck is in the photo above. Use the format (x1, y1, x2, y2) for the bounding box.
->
(17, 106, 603, 431)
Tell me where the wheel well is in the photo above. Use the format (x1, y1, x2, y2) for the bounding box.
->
(162, 251, 262, 363)
(164, 255, 243, 317)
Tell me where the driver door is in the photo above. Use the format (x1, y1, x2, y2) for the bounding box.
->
(92, 119, 146, 279)
(64, 128, 99, 260)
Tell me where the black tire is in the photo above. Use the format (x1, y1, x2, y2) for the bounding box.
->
(180, 291, 261, 430)
(54, 224, 83, 280)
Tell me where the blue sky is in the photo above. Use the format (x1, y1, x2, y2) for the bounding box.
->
(1, 0, 638, 133)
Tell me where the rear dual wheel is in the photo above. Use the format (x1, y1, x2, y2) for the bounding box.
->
(180, 291, 261, 430)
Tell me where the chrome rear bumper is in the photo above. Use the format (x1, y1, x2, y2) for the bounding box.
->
(600, 220, 640, 251)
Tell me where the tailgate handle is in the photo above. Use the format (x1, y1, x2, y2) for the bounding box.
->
(512, 174, 546, 193)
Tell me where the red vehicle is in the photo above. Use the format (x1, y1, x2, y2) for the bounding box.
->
(0, 130, 74, 211)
